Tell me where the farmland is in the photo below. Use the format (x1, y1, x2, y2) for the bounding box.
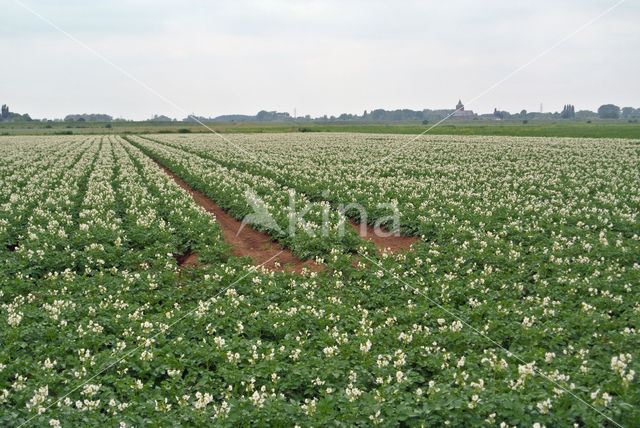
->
(1, 119, 640, 140)
(1, 133, 639, 426)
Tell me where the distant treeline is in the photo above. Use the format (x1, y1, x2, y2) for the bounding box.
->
(0, 104, 32, 122)
(186, 105, 640, 123)
(64, 113, 113, 122)
(187, 109, 461, 122)
(3, 103, 640, 123)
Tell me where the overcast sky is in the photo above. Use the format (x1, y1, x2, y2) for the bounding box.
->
(1, 0, 638, 120)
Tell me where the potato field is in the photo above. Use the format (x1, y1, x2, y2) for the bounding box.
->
(1, 133, 638, 427)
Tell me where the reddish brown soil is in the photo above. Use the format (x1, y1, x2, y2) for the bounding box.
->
(349, 220, 418, 252)
(174, 252, 198, 267)
(154, 160, 319, 273)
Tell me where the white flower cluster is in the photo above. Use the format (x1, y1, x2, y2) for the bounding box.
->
(611, 353, 635, 386)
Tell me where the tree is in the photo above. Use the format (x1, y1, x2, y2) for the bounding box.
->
(493, 108, 508, 119)
(1, 104, 8, 119)
(575, 110, 597, 119)
(560, 104, 575, 119)
(598, 104, 620, 119)
(520, 109, 527, 118)
(621, 107, 639, 119)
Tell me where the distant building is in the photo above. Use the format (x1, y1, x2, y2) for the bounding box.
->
(452, 99, 475, 119)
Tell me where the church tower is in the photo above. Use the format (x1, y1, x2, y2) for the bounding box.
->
(452, 99, 474, 119)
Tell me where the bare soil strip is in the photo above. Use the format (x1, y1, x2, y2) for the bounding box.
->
(152, 160, 319, 273)
(349, 220, 418, 252)
(151, 158, 416, 272)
